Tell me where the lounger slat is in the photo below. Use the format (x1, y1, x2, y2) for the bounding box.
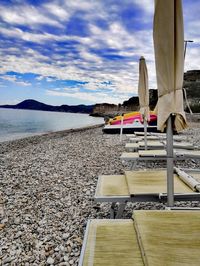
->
(138, 141, 163, 147)
(125, 170, 192, 195)
(82, 220, 143, 266)
(96, 175, 129, 197)
(133, 210, 200, 266)
(163, 141, 195, 149)
(175, 150, 200, 157)
(121, 152, 139, 160)
(138, 150, 166, 157)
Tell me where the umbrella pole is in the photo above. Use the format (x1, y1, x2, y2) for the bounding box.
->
(144, 119, 147, 150)
(166, 115, 174, 207)
(120, 114, 124, 142)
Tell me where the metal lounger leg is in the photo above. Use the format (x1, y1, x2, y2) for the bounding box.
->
(131, 160, 137, 170)
(110, 202, 116, 219)
(115, 202, 127, 219)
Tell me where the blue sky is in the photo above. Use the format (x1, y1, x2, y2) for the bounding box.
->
(0, 0, 199, 106)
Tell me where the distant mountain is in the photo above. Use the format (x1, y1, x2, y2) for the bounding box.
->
(184, 70, 200, 112)
(0, 99, 94, 114)
(122, 89, 158, 111)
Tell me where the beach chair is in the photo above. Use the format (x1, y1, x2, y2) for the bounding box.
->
(128, 135, 165, 142)
(121, 149, 200, 170)
(125, 141, 196, 152)
(95, 168, 200, 218)
(79, 210, 200, 266)
(127, 133, 187, 143)
(133, 131, 152, 136)
(125, 140, 164, 151)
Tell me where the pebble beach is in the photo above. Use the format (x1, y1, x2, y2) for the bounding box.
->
(1, 122, 200, 265)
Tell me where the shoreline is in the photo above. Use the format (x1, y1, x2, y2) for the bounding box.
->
(0, 123, 104, 149)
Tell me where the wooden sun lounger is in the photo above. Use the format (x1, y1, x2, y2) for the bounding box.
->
(79, 210, 200, 266)
(79, 219, 143, 266)
(95, 169, 200, 218)
(129, 135, 165, 142)
(121, 149, 200, 170)
(125, 141, 196, 152)
(127, 133, 187, 143)
(134, 131, 152, 136)
(125, 141, 164, 151)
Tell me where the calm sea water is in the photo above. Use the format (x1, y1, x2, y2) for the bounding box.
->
(0, 108, 104, 142)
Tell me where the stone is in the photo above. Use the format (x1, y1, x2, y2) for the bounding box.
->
(62, 233, 69, 240)
(47, 257, 54, 265)
(63, 256, 69, 262)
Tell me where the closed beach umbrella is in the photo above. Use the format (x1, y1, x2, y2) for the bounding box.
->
(153, 0, 187, 205)
(138, 56, 149, 149)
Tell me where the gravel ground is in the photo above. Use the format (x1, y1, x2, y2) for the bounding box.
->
(0, 122, 200, 265)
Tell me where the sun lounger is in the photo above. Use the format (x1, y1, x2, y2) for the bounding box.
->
(125, 141, 164, 151)
(121, 149, 200, 170)
(79, 219, 143, 266)
(79, 210, 200, 266)
(95, 169, 200, 218)
(125, 141, 196, 152)
(162, 141, 195, 150)
(127, 133, 187, 143)
(129, 135, 165, 142)
(121, 149, 167, 169)
(134, 131, 151, 136)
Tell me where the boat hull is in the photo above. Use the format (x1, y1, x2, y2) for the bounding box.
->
(102, 124, 158, 134)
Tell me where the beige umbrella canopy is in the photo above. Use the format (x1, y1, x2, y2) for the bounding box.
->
(138, 56, 149, 122)
(153, 0, 187, 206)
(153, 0, 187, 132)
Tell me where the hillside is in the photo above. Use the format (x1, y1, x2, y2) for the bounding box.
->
(91, 70, 200, 116)
(184, 70, 200, 112)
(0, 99, 94, 114)
(91, 89, 158, 117)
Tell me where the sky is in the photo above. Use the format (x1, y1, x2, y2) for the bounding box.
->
(0, 0, 199, 106)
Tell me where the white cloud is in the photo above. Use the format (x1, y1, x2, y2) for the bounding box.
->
(1, 75, 31, 86)
(0, 4, 63, 28)
(46, 77, 57, 82)
(35, 75, 44, 81)
(0, 27, 65, 44)
(46, 89, 128, 104)
(132, 0, 154, 14)
(0, 0, 199, 105)
(43, 3, 69, 20)
(184, 47, 200, 71)
(0, 99, 19, 105)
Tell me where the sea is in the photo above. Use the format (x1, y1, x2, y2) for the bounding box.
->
(0, 108, 104, 142)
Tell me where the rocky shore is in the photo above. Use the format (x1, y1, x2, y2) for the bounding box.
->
(1, 123, 200, 265)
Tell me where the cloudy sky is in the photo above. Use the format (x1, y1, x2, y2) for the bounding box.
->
(0, 0, 199, 106)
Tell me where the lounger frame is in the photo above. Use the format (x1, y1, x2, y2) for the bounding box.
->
(95, 169, 200, 218)
(121, 151, 200, 170)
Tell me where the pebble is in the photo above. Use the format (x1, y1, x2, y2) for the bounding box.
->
(47, 257, 54, 265)
(1, 124, 200, 265)
(62, 233, 70, 240)
(64, 255, 69, 261)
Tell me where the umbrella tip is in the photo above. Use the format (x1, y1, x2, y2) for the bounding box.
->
(140, 56, 145, 60)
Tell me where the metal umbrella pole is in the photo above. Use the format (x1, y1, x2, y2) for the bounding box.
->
(144, 118, 148, 150)
(166, 115, 174, 206)
(119, 114, 124, 142)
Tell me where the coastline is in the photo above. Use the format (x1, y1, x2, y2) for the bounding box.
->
(0, 123, 104, 152)
(1, 122, 200, 265)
